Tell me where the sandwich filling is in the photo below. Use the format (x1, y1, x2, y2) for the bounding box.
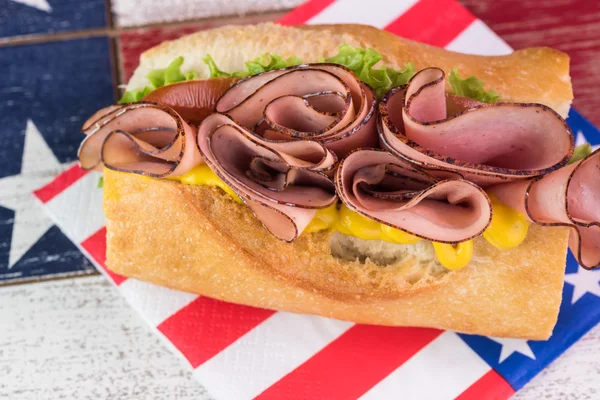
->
(79, 46, 600, 271)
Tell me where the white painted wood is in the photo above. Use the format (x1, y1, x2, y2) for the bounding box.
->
(0, 277, 598, 399)
(112, 0, 304, 27)
(515, 327, 600, 399)
(0, 276, 209, 400)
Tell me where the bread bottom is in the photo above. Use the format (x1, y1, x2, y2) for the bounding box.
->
(103, 168, 569, 339)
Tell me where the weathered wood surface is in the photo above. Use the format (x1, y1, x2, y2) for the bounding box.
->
(0, 276, 210, 399)
(0, 277, 598, 399)
(1, 1, 599, 398)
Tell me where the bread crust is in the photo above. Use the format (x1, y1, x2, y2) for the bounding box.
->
(108, 23, 573, 339)
(130, 23, 572, 117)
(104, 168, 568, 339)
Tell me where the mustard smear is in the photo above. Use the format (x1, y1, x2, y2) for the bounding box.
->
(172, 166, 530, 270)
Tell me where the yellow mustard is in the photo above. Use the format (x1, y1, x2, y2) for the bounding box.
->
(483, 194, 530, 251)
(174, 164, 242, 203)
(305, 202, 339, 233)
(432, 241, 474, 270)
(171, 166, 530, 270)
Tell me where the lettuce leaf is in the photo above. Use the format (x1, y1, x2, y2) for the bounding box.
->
(568, 143, 593, 165)
(202, 54, 232, 78)
(325, 44, 416, 98)
(121, 53, 305, 102)
(119, 47, 498, 105)
(203, 53, 303, 79)
(245, 53, 302, 75)
(448, 67, 499, 103)
(119, 56, 196, 104)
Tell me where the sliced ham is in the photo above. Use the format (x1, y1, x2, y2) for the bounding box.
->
(143, 78, 238, 125)
(78, 102, 201, 177)
(192, 64, 382, 241)
(78, 63, 590, 251)
(490, 149, 600, 269)
(216, 64, 378, 158)
(197, 113, 337, 242)
(336, 148, 492, 243)
(379, 68, 574, 186)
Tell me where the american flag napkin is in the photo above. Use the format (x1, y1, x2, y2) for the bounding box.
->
(34, 0, 600, 398)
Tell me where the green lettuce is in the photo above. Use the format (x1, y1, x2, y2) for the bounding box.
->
(97, 176, 104, 189)
(121, 54, 304, 102)
(120, 47, 498, 105)
(203, 53, 303, 79)
(202, 54, 232, 78)
(568, 143, 592, 165)
(245, 53, 302, 75)
(448, 67, 499, 103)
(119, 56, 196, 103)
(325, 44, 416, 98)
(203, 46, 415, 98)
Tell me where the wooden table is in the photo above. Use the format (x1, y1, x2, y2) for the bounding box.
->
(1, 1, 599, 398)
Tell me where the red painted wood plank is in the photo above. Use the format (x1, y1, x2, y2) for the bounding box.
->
(460, 0, 600, 126)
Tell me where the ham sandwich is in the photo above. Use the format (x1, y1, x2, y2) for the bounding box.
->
(76, 23, 598, 339)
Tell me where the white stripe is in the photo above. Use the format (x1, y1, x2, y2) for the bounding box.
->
(194, 313, 353, 400)
(445, 19, 513, 55)
(119, 279, 198, 326)
(45, 171, 105, 243)
(307, 0, 418, 29)
(359, 331, 490, 400)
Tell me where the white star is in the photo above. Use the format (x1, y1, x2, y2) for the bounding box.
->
(564, 265, 600, 304)
(487, 337, 536, 363)
(0, 120, 68, 268)
(10, 0, 52, 12)
(575, 130, 600, 151)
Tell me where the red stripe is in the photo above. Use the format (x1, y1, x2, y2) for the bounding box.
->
(34, 164, 89, 204)
(256, 325, 442, 399)
(456, 369, 516, 400)
(277, 0, 336, 25)
(384, 0, 475, 47)
(158, 298, 275, 368)
(81, 227, 128, 285)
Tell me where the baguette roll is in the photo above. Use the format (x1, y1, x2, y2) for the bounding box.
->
(104, 23, 574, 339)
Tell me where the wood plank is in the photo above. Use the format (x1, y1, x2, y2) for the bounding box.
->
(0, 276, 208, 399)
(111, 0, 302, 27)
(0, 277, 598, 398)
(461, 0, 600, 126)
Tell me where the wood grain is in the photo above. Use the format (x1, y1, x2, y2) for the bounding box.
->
(111, 0, 302, 27)
(461, 0, 600, 126)
(0, 276, 598, 399)
(1, 1, 598, 399)
(0, 276, 210, 400)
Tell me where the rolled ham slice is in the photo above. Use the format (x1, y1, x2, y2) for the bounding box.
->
(336, 148, 492, 243)
(490, 149, 600, 269)
(78, 102, 201, 177)
(216, 63, 378, 159)
(142, 78, 238, 125)
(379, 68, 574, 186)
(197, 113, 337, 242)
